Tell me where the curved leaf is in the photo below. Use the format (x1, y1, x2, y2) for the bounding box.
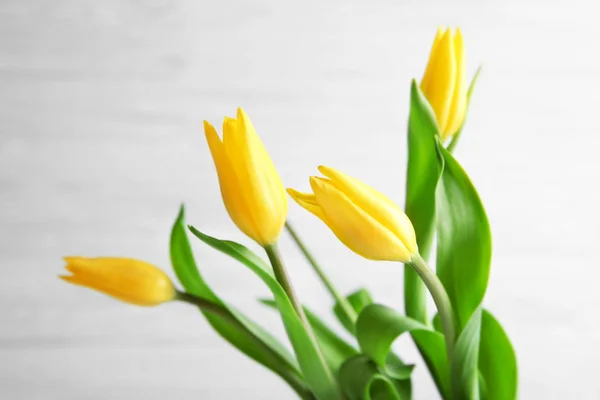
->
(356, 304, 425, 369)
(479, 310, 518, 400)
(260, 298, 358, 375)
(334, 290, 413, 395)
(334, 288, 373, 334)
(451, 308, 482, 400)
(412, 329, 451, 399)
(355, 304, 449, 394)
(435, 143, 492, 330)
(339, 355, 403, 400)
(188, 226, 339, 400)
(170, 206, 304, 394)
(404, 79, 444, 325)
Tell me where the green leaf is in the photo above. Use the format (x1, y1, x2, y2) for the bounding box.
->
(170, 206, 304, 394)
(404, 79, 445, 325)
(260, 298, 358, 375)
(435, 143, 492, 330)
(188, 225, 340, 400)
(333, 290, 413, 395)
(355, 304, 449, 394)
(451, 308, 482, 400)
(478, 310, 518, 400)
(339, 355, 403, 400)
(430, 309, 518, 400)
(446, 66, 483, 153)
(431, 313, 443, 333)
(412, 330, 451, 399)
(334, 288, 373, 334)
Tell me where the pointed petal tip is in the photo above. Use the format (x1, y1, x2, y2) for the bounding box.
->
(59, 274, 76, 283)
(203, 120, 221, 141)
(203, 120, 214, 131)
(317, 165, 330, 175)
(309, 176, 332, 193)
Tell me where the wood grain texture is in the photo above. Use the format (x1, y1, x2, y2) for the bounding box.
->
(1, 0, 599, 398)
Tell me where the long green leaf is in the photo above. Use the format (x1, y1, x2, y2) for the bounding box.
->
(404, 79, 444, 325)
(451, 308, 482, 400)
(479, 310, 518, 400)
(260, 298, 358, 375)
(435, 143, 492, 330)
(170, 206, 304, 394)
(188, 226, 340, 400)
(339, 355, 403, 400)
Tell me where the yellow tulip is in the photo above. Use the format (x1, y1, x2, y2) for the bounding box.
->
(60, 257, 176, 306)
(287, 166, 417, 262)
(420, 27, 467, 141)
(204, 108, 287, 246)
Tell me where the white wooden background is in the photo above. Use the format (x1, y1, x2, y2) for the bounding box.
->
(1, 0, 599, 399)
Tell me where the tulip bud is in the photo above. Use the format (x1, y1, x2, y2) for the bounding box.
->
(287, 166, 417, 262)
(420, 27, 467, 141)
(60, 257, 176, 306)
(204, 108, 287, 246)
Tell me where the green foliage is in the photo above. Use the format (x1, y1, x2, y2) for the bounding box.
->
(404, 79, 444, 324)
(333, 288, 373, 334)
(169, 206, 305, 394)
(451, 309, 482, 400)
(479, 310, 518, 400)
(435, 144, 492, 331)
(339, 355, 404, 400)
(260, 298, 358, 375)
(188, 225, 340, 400)
(356, 304, 449, 397)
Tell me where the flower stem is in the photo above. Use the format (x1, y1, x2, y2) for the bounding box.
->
(285, 222, 358, 324)
(408, 254, 457, 360)
(264, 242, 309, 325)
(176, 291, 314, 400)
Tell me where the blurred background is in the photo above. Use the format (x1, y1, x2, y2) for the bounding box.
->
(1, 0, 598, 399)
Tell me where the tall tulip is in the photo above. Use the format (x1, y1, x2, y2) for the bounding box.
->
(420, 27, 467, 141)
(204, 107, 287, 246)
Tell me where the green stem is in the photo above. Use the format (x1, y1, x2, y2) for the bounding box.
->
(407, 254, 457, 361)
(176, 291, 314, 400)
(285, 222, 358, 323)
(264, 243, 310, 325)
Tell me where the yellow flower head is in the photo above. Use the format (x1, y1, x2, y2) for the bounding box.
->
(420, 27, 467, 141)
(60, 257, 176, 306)
(287, 166, 417, 262)
(204, 108, 287, 246)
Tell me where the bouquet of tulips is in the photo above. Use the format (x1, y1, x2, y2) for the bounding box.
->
(61, 28, 517, 400)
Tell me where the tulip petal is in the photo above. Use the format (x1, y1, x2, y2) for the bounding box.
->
(286, 188, 327, 221)
(421, 26, 445, 94)
(318, 166, 418, 254)
(420, 28, 457, 136)
(61, 257, 175, 306)
(206, 120, 260, 242)
(221, 108, 287, 245)
(444, 28, 467, 139)
(310, 177, 411, 262)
